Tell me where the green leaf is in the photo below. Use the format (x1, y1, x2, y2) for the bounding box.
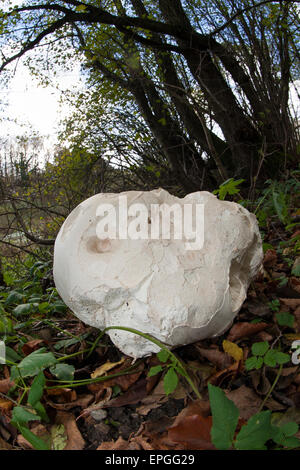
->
(208, 383, 239, 450)
(282, 436, 300, 448)
(163, 367, 178, 395)
(148, 365, 163, 377)
(0, 315, 13, 334)
(263, 242, 274, 252)
(12, 348, 57, 378)
(279, 421, 298, 437)
(50, 301, 67, 313)
(234, 411, 272, 450)
(245, 356, 263, 370)
(53, 337, 80, 350)
(292, 264, 300, 277)
(11, 406, 40, 427)
(271, 422, 300, 448)
(75, 4, 88, 12)
(273, 351, 290, 365)
(28, 371, 45, 406)
(264, 349, 278, 367)
(5, 345, 22, 363)
(49, 363, 75, 381)
(5, 291, 24, 305)
(33, 401, 49, 423)
(272, 187, 288, 224)
(252, 341, 269, 356)
(276, 312, 294, 328)
(38, 302, 51, 313)
(19, 425, 49, 450)
(245, 356, 257, 370)
(13, 303, 33, 316)
(157, 349, 170, 363)
(255, 356, 264, 369)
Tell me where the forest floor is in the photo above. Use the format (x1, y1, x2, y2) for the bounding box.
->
(0, 215, 300, 450)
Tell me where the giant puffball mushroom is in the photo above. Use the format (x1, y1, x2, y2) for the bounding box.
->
(53, 189, 263, 358)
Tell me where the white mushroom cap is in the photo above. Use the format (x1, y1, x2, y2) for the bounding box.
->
(53, 189, 263, 358)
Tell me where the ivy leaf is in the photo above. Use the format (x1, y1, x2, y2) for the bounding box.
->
(208, 383, 239, 450)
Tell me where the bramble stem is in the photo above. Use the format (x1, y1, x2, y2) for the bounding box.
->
(103, 326, 201, 399)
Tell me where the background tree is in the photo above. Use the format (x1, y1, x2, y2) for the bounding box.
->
(0, 0, 299, 194)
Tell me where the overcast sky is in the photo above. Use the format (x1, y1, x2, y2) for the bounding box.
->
(0, 61, 82, 143)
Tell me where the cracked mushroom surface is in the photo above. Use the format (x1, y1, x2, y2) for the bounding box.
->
(53, 189, 263, 358)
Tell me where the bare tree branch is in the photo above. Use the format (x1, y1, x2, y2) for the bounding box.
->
(210, 0, 299, 36)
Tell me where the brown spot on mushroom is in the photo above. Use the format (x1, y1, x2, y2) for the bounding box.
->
(86, 236, 112, 254)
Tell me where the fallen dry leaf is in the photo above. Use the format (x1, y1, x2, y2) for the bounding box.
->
(280, 298, 300, 310)
(246, 300, 270, 317)
(290, 277, 300, 295)
(97, 436, 140, 450)
(77, 388, 112, 420)
(46, 393, 94, 411)
(171, 400, 211, 426)
(222, 340, 243, 362)
(130, 435, 156, 450)
(0, 436, 13, 450)
(195, 345, 233, 369)
(168, 414, 215, 450)
(208, 361, 240, 386)
(254, 331, 273, 342)
(0, 378, 14, 394)
(46, 387, 77, 403)
(55, 411, 85, 450)
(227, 322, 268, 341)
(91, 357, 126, 379)
(0, 398, 13, 412)
(136, 379, 169, 416)
(293, 306, 300, 332)
(225, 385, 262, 420)
(263, 249, 277, 267)
(104, 378, 148, 408)
(22, 339, 45, 356)
(88, 362, 144, 394)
